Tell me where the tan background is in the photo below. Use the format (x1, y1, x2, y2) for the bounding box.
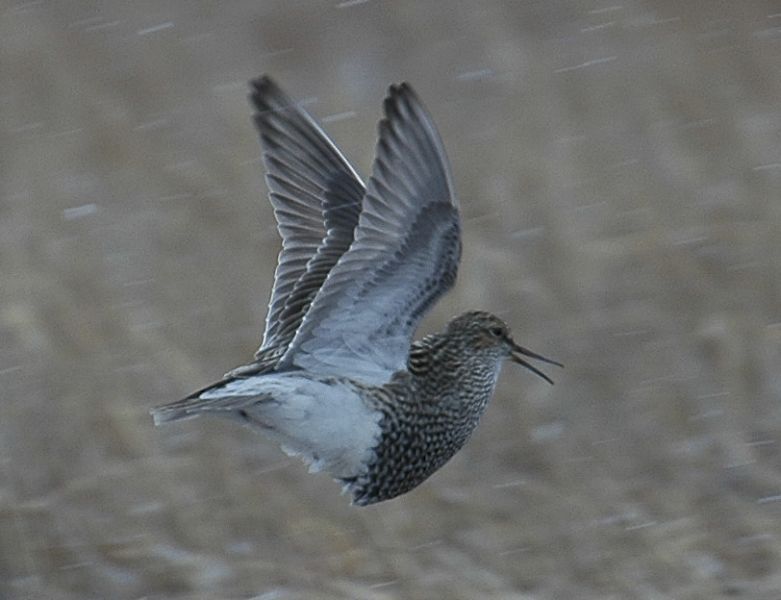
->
(3, 1, 781, 598)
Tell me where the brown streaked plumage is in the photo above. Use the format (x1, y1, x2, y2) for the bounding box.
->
(151, 76, 561, 505)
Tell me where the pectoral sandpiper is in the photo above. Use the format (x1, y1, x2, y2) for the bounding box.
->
(151, 76, 561, 506)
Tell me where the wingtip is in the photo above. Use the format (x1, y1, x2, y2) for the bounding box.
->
(389, 81, 414, 95)
(380, 81, 434, 154)
(383, 81, 427, 121)
(249, 75, 291, 114)
(250, 74, 276, 92)
(385, 82, 418, 109)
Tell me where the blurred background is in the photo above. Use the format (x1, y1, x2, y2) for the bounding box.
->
(2, 1, 781, 598)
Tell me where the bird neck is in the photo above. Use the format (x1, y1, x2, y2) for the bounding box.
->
(407, 333, 455, 375)
(407, 333, 501, 400)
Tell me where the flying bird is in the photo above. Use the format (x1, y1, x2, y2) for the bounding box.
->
(151, 76, 561, 506)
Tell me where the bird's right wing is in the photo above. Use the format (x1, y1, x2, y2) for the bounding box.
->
(250, 77, 365, 361)
(278, 83, 461, 384)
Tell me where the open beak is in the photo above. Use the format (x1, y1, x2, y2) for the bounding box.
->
(509, 341, 563, 385)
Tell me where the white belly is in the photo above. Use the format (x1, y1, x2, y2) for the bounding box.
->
(200, 373, 382, 479)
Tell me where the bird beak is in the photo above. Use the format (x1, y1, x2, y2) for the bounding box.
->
(509, 341, 563, 385)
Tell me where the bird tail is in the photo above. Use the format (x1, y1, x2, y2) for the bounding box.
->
(150, 377, 261, 425)
(150, 399, 202, 425)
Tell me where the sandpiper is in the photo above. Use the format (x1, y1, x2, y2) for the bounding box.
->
(151, 76, 561, 505)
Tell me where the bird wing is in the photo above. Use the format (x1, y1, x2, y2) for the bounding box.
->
(250, 76, 365, 362)
(278, 83, 461, 384)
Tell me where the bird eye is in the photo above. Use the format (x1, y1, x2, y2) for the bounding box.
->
(489, 326, 504, 338)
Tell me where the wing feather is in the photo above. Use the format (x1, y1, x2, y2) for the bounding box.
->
(249, 77, 365, 360)
(279, 83, 460, 384)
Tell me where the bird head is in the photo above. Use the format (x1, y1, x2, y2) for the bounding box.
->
(446, 311, 562, 384)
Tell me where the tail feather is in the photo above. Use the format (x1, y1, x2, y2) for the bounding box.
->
(151, 376, 263, 425)
(150, 397, 211, 425)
